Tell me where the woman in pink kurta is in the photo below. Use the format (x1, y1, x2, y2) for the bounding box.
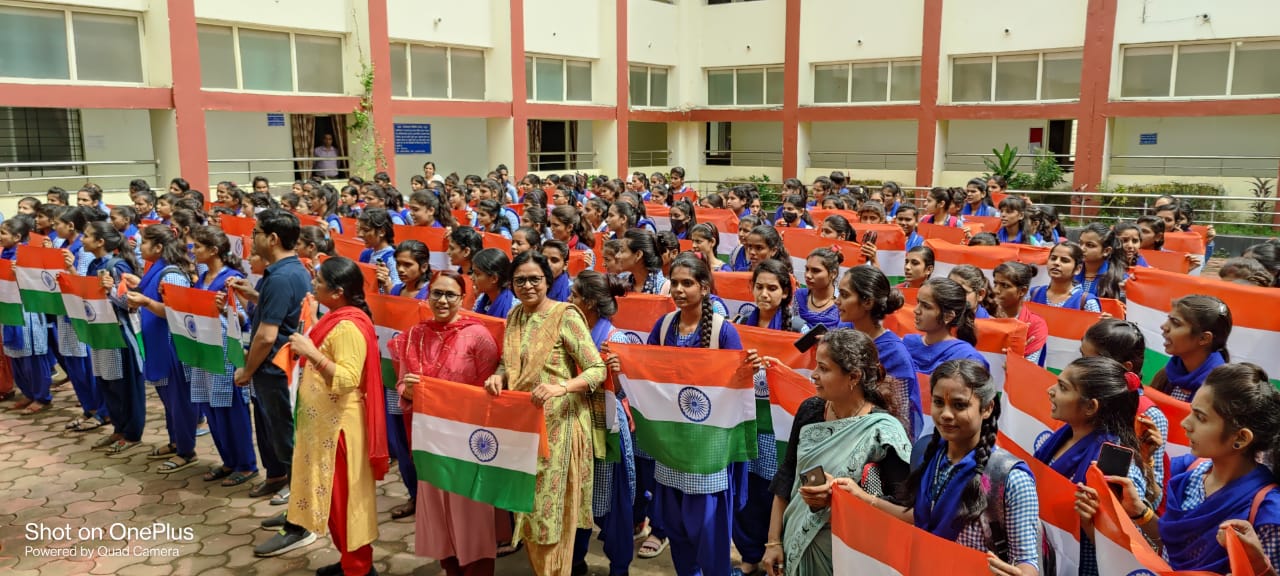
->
(389, 271, 501, 576)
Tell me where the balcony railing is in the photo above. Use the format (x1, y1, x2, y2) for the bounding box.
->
(944, 152, 1075, 173)
(0, 160, 159, 196)
(1109, 155, 1279, 179)
(208, 156, 351, 185)
(629, 149, 672, 167)
(702, 150, 783, 167)
(808, 151, 917, 171)
(528, 151, 597, 171)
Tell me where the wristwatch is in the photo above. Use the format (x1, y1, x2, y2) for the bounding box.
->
(558, 380, 569, 393)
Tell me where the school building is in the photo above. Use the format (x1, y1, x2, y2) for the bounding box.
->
(1, 0, 1279, 216)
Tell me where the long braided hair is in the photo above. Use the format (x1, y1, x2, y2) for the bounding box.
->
(902, 359, 1000, 528)
(670, 253, 716, 349)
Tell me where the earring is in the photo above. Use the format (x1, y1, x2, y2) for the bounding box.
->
(1234, 443, 1243, 449)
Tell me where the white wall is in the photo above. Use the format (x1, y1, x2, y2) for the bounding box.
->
(628, 0, 679, 67)
(391, 116, 491, 181)
(944, 119, 1049, 175)
(1113, 0, 1280, 44)
(204, 111, 295, 185)
(194, 0, 349, 33)
(1110, 116, 1280, 177)
(387, 0, 493, 47)
(524, 0, 600, 59)
(942, 0, 1086, 56)
(31, 0, 146, 11)
(800, 0, 923, 63)
(697, 0, 785, 69)
(731, 122, 783, 153)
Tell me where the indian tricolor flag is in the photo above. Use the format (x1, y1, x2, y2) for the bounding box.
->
(737, 323, 816, 438)
(394, 224, 452, 272)
(1024, 302, 1102, 374)
(165, 284, 230, 373)
(1013, 244, 1052, 289)
(16, 245, 67, 314)
(411, 376, 547, 513)
(765, 364, 814, 459)
(1128, 267, 1280, 387)
(926, 238, 1020, 285)
(0, 260, 24, 326)
(612, 293, 676, 344)
(712, 271, 757, 320)
(861, 223, 908, 285)
(1085, 465, 1174, 574)
(1143, 385, 1192, 458)
(781, 230, 861, 287)
(698, 208, 740, 258)
(369, 293, 426, 390)
(612, 343, 758, 474)
(58, 273, 126, 349)
(831, 489, 991, 575)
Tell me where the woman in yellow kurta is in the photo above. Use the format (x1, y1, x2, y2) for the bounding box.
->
(280, 257, 389, 576)
(484, 250, 607, 576)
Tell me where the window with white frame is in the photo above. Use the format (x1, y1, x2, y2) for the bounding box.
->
(1120, 39, 1280, 98)
(0, 5, 142, 83)
(0, 107, 84, 174)
(524, 56, 592, 102)
(814, 59, 921, 104)
(707, 66, 783, 106)
(951, 51, 1082, 103)
(629, 65, 669, 107)
(196, 24, 343, 93)
(389, 43, 486, 100)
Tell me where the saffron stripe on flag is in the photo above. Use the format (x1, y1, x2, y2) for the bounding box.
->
(163, 284, 228, 374)
(831, 489, 991, 576)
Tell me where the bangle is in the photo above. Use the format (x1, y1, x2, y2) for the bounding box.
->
(1132, 505, 1156, 526)
(763, 541, 782, 548)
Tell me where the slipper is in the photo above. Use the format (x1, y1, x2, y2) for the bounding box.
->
(203, 466, 234, 482)
(10, 398, 33, 410)
(147, 444, 177, 460)
(22, 402, 48, 415)
(249, 477, 290, 498)
(68, 419, 106, 433)
(638, 535, 668, 559)
(390, 499, 416, 520)
(633, 520, 652, 542)
(93, 435, 121, 450)
(107, 440, 140, 456)
(221, 470, 259, 487)
(158, 455, 198, 473)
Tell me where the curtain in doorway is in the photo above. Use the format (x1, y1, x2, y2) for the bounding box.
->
(528, 119, 542, 171)
(330, 114, 349, 177)
(568, 120, 579, 169)
(290, 115, 316, 178)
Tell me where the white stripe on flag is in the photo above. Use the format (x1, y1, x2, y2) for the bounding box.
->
(1045, 524, 1082, 576)
(1043, 335, 1082, 372)
(622, 378, 754, 429)
(832, 540, 903, 576)
(1093, 530, 1150, 575)
(605, 390, 619, 433)
(718, 233, 740, 257)
(1129, 301, 1280, 380)
(770, 404, 794, 446)
(411, 413, 540, 475)
(982, 351, 1008, 390)
(999, 402, 1053, 456)
(0, 279, 19, 304)
(165, 308, 224, 346)
(375, 325, 399, 359)
(14, 267, 57, 292)
(878, 250, 906, 278)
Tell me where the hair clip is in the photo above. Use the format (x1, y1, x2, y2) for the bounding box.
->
(1219, 302, 1228, 316)
(1124, 371, 1143, 392)
(830, 244, 842, 254)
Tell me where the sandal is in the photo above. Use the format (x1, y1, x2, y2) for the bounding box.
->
(11, 398, 33, 411)
(22, 402, 48, 415)
(65, 417, 85, 430)
(147, 444, 177, 460)
(633, 520, 652, 541)
(221, 470, 259, 487)
(93, 435, 122, 450)
(390, 499, 416, 520)
(496, 541, 523, 558)
(637, 535, 669, 559)
(157, 455, 198, 473)
(107, 440, 140, 456)
(203, 466, 234, 482)
(68, 418, 105, 432)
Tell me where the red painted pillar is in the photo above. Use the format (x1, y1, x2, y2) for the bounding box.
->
(367, 0, 395, 180)
(914, 0, 943, 188)
(166, 0, 208, 192)
(616, 0, 629, 176)
(511, 0, 529, 176)
(781, 0, 801, 177)
(1073, 0, 1118, 197)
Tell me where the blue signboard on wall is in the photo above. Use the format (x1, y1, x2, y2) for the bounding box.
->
(394, 123, 432, 154)
(1139, 133, 1158, 145)
(267, 113, 285, 127)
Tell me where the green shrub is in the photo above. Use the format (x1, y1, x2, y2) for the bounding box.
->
(1095, 182, 1225, 220)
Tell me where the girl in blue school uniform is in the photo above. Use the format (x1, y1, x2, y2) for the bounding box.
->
(606, 254, 762, 576)
(83, 221, 146, 455)
(727, 216, 764, 273)
(189, 226, 258, 488)
(1028, 242, 1102, 313)
(795, 248, 843, 330)
(838, 266, 922, 439)
(541, 240, 572, 303)
(1, 217, 56, 414)
(471, 248, 515, 319)
(1149, 294, 1232, 403)
(961, 178, 999, 218)
(123, 224, 200, 473)
(357, 208, 401, 287)
(902, 278, 990, 379)
(57, 208, 111, 431)
(775, 194, 814, 230)
(1114, 222, 1150, 270)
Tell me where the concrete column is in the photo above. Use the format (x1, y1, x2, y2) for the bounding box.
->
(669, 122, 701, 179)
(149, 109, 180, 186)
(487, 117, 515, 171)
(593, 120, 619, 176)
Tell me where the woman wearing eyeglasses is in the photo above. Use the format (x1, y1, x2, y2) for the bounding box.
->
(484, 250, 608, 575)
(390, 270, 502, 576)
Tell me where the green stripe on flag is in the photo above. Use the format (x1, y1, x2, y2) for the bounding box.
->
(412, 450, 537, 513)
(630, 411, 757, 474)
(19, 289, 65, 315)
(756, 398, 773, 435)
(172, 333, 227, 373)
(0, 302, 23, 327)
(381, 358, 397, 390)
(1144, 347, 1280, 389)
(68, 318, 125, 349)
(226, 336, 245, 368)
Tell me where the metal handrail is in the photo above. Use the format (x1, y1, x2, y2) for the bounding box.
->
(1108, 155, 1279, 178)
(0, 160, 157, 169)
(1, 159, 160, 196)
(207, 156, 351, 183)
(528, 151, 597, 171)
(629, 149, 672, 167)
(207, 156, 351, 164)
(702, 150, 784, 167)
(809, 151, 918, 170)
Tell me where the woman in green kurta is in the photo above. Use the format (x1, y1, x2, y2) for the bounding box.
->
(484, 250, 607, 576)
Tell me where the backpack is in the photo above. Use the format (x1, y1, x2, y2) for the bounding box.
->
(657, 311, 724, 349)
(909, 435, 1056, 572)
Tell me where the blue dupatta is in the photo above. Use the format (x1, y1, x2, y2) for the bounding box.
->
(915, 446, 982, 540)
(1163, 350, 1226, 399)
(1033, 426, 1113, 483)
(1162, 456, 1280, 572)
(474, 288, 515, 319)
(902, 335, 988, 374)
(548, 272, 571, 302)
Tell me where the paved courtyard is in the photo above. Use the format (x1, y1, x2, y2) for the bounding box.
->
(0, 383, 684, 575)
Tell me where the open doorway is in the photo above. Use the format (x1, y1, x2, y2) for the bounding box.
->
(1047, 119, 1074, 170)
(529, 120, 581, 171)
(290, 114, 348, 181)
(704, 121, 732, 166)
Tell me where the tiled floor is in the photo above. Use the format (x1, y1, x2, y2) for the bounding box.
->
(0, 383, 682, 575)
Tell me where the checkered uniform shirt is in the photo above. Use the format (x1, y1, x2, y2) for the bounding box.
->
(927, 449, 1042, 571)
(591, 329, 637, 517)
(144, 270, 192, 388)
(653, 329, 729, 495)
(1165, 459, 1280, 569)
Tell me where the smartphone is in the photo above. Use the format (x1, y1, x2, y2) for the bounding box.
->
(1097, 442, 1134, 499)
(801, 466, 826, 487)
(862, 230, 878, 245)
(793, 323, 829, 353)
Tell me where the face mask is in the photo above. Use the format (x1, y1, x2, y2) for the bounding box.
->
(782, 211, 798, 223)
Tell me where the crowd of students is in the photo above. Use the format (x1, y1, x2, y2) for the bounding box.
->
(4, 166, 1280, 576)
